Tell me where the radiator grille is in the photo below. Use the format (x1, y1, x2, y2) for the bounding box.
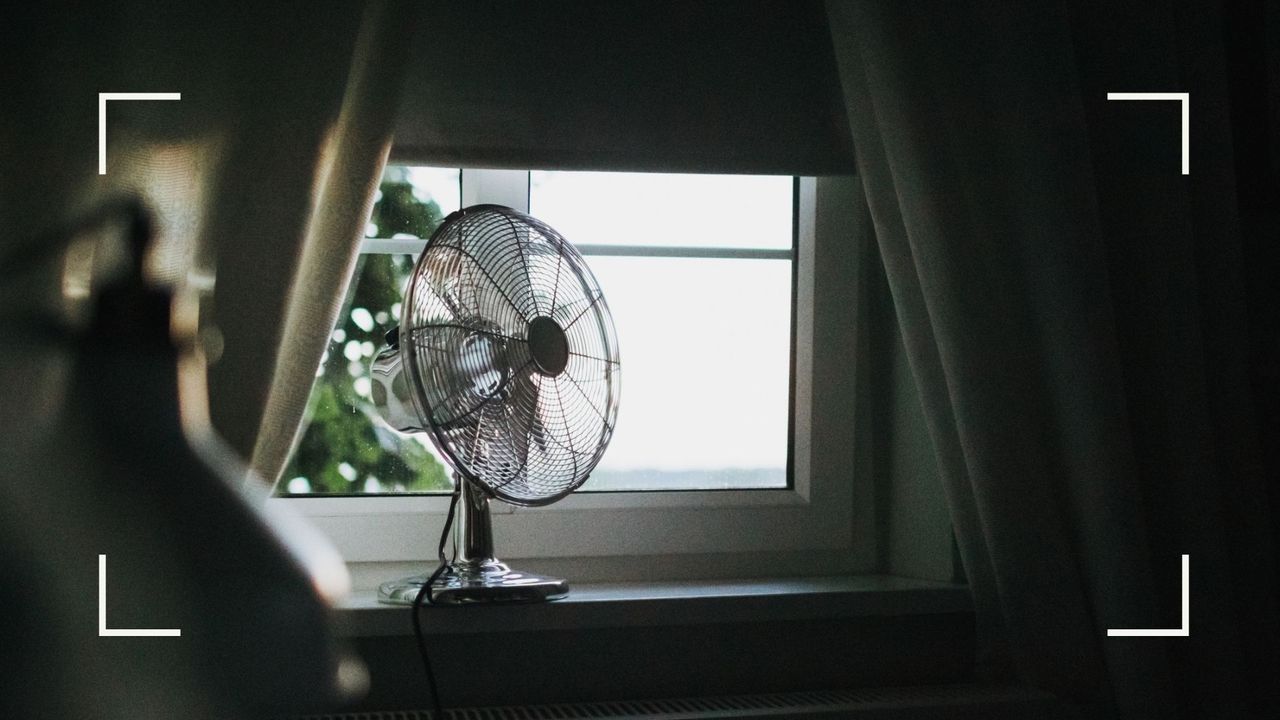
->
(289, 683, 1055, 720)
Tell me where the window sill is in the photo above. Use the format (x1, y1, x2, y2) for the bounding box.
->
(333, 574, 971, 638)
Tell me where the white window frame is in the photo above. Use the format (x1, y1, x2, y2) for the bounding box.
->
(272, 171, 870, 586)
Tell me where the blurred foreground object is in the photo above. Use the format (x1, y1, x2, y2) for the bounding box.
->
(0, 201, 364, 719)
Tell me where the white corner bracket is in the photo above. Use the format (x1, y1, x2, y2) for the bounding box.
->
(1105, 92, 1190, 175)
(1107, 554, 1190, 637)
(98, 554, 182, 637)
(97, 92, 182, 175)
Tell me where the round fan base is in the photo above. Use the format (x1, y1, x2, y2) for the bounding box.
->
(377, 561, 569, 605)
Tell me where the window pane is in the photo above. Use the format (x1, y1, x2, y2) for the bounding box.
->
(366, 166, 461, 238)
(530, 171, 793, 250)
(582, 257, 791, 491)
(281, 166, 460, 496)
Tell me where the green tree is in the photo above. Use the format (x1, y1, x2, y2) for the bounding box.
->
(281, 168, 451, 494)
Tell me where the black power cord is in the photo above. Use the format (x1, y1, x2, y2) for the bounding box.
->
(412, 484, 461, 720)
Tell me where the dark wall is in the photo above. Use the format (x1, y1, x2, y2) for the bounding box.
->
(1224, 0, 1280, 523)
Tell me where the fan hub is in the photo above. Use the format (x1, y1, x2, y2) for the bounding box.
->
(527, 315, 569, 376)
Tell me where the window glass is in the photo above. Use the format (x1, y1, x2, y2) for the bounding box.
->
(366, 166, 461, 238)
(530, 171, 792, 250)
(580, 256, 791, 491)
(280, 168, 459, 495)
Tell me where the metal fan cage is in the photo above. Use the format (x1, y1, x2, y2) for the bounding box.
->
(401, 204, 620, 506)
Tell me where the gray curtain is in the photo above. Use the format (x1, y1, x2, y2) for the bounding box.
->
(206, 2, 422, 486)
(244, 0, 420, 487)
(827, 1, 1279, 717)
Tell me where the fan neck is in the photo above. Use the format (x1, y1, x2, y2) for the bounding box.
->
(454, 477, 496, 567)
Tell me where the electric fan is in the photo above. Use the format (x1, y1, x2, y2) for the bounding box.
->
(370, 204, 620, 604)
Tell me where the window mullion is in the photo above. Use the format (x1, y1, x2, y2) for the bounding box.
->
(462, 168, 531, 213)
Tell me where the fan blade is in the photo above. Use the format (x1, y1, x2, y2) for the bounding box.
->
(510, 368, 547, 453)
(423, 242, 534, 335)
(413, 320, 525, 431)
(477, 368, 535, 492)
(418, 248, 470, 321)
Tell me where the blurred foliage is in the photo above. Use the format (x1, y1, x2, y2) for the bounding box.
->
(279, 168, 452, 494)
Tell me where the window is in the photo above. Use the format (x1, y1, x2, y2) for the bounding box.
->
(275, 171, 865, 584)
(283, 168, 794, 494)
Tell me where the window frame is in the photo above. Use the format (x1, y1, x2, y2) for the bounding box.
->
(272, 172, 872, 584)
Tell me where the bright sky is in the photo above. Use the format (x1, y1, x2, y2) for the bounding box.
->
(401, 168, 793, 473)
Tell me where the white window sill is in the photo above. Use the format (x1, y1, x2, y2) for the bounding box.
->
(332, 574, 971, 637)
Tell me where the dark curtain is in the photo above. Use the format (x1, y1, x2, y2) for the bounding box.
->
(826, 1, 1279, 717)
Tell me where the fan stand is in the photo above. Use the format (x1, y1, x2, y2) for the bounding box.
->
(377, 476, 569, 605)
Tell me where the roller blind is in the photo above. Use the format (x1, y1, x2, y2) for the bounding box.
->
(392, 0, 855, 175)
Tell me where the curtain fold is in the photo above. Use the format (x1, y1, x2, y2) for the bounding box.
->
(198, 9, 362, 467)
(827, 1, 1278, 716)
(234, 0, 421, 487)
